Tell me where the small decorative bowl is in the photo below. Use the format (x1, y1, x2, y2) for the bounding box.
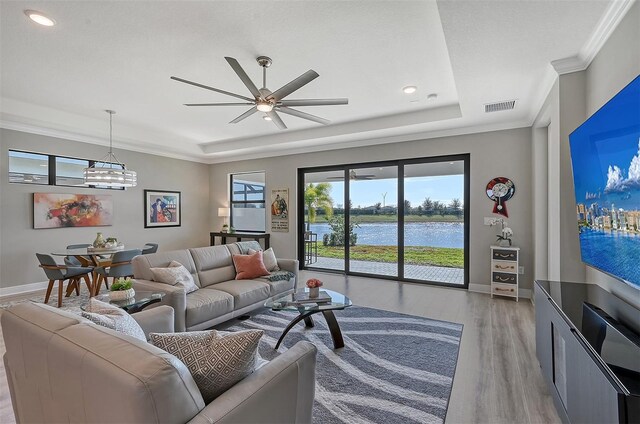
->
(109, 288, 135, 301)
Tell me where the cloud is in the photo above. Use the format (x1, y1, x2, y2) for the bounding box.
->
(585, 191, 599, 200)
(605, 165, 625, 192)
(628, 139, 640, 182)
(604, 138, 640, 193)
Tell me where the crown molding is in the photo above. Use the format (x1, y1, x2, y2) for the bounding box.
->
(205, 119, 532, 164)
(552, 0, 635, 75)
(0, 119, 210, 164)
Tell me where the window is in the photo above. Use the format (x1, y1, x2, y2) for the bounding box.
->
(8, 149, 125, 190)
(55, 156, 89, 186)
(8, 151, 49, 184)
(230, 172, 266, 232)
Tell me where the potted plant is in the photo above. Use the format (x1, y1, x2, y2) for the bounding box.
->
(109, 277, 135, 301)
(306, 278, 323, 298)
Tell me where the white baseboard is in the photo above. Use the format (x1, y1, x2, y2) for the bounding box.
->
(0, 280, 49, 299)
(468, 283, 532, 299)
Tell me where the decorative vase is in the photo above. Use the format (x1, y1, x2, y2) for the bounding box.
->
(308, 287, 320, 298)
(499, 238, 512, 247)
(93, 232, 105, 248)
(109, 288, 135, 301)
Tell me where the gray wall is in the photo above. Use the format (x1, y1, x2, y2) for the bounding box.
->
(0, 129, 211, 290)
(532, 1, 640, 307)
(583, 1, 640, 306)
(209, 127, 534, 291)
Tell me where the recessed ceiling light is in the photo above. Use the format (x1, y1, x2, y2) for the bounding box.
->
(263, 116, 272, 121)
(427, 93, 438, 101)
(24, 10, 56, 27)
(403, 86, 417, 94)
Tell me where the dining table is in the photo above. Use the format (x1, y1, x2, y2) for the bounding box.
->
(51, 246, 142, 296)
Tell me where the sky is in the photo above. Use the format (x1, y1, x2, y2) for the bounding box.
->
(321, 175, 464, 208)
(569, 75, 640, 211)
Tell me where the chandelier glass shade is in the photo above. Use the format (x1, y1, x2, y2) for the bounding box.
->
(83, 110, 137, 188)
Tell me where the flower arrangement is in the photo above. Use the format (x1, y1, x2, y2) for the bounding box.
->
(306, 278, 323, 289)
(496, 226, 513, 246)
(490, 218, 513, 246)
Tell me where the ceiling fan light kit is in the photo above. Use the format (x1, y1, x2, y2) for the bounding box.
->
(83, 110, 137, 188)
(172, 55, 348, 130)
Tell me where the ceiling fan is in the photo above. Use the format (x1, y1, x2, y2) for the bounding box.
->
(327, 170, 376, 181)
(171, 56, 348, 130)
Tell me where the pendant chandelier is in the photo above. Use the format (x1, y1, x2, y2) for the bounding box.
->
(83, 110, 137, 188)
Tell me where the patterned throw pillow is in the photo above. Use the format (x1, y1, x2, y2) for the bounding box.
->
(232, 251, 270, 280)
(81, 298, 146, 341)
(150, 329, 263, 403)
(247, 247, 280, 272)
(150, 260, 198, 293)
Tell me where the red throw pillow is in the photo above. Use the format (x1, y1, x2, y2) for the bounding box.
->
(232, 251, 270, 280)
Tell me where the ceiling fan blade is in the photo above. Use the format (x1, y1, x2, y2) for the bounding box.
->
(266, 110, 287, 130)
(277, 106, 330, 125)
(184, 102, 254, 106)
(267, 70, 319, 102)
(279, 98, 349, 107)
(225, 57, 262, 99)
(230, 106, 258, 124)
(171, 76, 254, 102)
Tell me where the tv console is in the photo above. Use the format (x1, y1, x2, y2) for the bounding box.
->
(535, 280, 640, 424)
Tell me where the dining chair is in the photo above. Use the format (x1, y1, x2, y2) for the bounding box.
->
(93, 249, 142, 295)
(142, 243, 159, 254)
(36, 253, 94, 308)
(64, 243, 92, 267)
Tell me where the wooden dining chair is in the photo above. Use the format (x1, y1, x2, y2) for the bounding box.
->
(36, 253, 94, 307)
(93, 249, 142, 295)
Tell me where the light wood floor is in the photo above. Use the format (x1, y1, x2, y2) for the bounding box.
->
(0, 272, 561, 423)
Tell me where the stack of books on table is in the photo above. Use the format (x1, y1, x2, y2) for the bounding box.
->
(292, 290, 332, 304)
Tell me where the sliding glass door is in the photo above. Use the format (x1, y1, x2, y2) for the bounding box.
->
(349, 166, 398, 277)
(403, 161, 465, 285)
(298, 155, 469, 288)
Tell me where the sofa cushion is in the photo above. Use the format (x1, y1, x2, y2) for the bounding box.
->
(213, 280, 271, 309)
(256, 271, 296, 296)
(150, 329, 263, 403)
(81, 298, 147, 341)
(190, 246, 236, 287)
(248, 247, 280, 272)
(185, 288, 234, 328)
(150, 260, 199, 294)
(133, 249, 201, 287)
(232, 251, 270, 280)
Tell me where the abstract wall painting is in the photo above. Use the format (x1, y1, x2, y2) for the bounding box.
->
(33, 193, 113, 229)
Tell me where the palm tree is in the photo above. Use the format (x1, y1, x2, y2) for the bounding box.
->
(304, 183, 333, 231)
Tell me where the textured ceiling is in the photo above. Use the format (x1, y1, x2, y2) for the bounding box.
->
(0, 0, 616, 163)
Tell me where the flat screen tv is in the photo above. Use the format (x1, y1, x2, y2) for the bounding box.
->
(569, 75, 640, 289)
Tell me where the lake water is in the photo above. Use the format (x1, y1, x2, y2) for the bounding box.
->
(579, 228, 640, 288)
(309, 222, 464, 248)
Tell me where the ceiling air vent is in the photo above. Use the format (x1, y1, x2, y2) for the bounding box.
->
(484, 100, 516, 113)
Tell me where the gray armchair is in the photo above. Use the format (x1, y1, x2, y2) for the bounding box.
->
(36, 253, 93, 307)
(94, 249, 141, 295)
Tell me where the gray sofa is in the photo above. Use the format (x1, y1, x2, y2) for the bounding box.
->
(132, 242, 299, 332)
(2, 302, 317, 424)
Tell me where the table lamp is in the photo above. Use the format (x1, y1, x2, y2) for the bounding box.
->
(218, 207, 230, 232)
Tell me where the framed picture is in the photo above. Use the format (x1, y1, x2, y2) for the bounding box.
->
(33, 193, 113, 229)
(270, 188, 289, 232)
(144, 190, 181, 228)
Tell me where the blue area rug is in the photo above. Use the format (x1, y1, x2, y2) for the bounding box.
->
(227, 306, 463, 424)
